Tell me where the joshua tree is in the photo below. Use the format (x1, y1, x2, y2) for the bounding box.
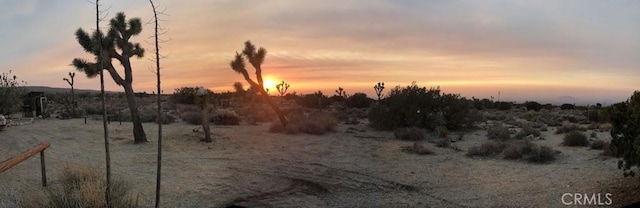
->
(374, 82, 385, 101)
(314, 91, 324, 109)
(335, 87, 346, 98)
(276, 81, 290, 97)
(72, 12, 148, 144)
(63, 72, 76, 108)
(0, 70, 26, 115)
(230, 41, 287, 127)
(233, 82, 246, 97)
(195, 87, 213, 143)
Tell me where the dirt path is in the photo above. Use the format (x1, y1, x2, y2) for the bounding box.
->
(0, 118, 638, 207)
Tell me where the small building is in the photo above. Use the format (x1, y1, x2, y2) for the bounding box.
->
(22, 92, 49, 118)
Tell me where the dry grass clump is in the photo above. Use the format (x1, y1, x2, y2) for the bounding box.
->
(401, 142, 434, 155)
(513, 125, 541, 139)
(555, 121, 586, 134)
(42, 164, 138, 208)
(269, 112, 337, 135)
(562, 131, 590, 146)
(466, 141, 506, 157)
(486, 123, 511, 141)
(394, 127, 426, 141)
(528, 145, 557, 163)
(502, 140, 557, 163)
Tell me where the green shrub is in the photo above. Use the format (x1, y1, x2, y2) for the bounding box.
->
(466, 141, 506, 157)
(394, 127, 425, 141)
(487, 123, 511, 141)
(563, 131, 589, 146)
(610, 92, 640, 177)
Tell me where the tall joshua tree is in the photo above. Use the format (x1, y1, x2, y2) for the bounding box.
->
(230, 41, 287, 127)
(63, 72, 76, 108)
(72, 12, 148, 143)
(374, 82, 385, 102)
(276, 81, 290, 97)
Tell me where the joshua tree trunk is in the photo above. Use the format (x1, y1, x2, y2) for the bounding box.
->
(258, 89, 287, 126)
(123, 83, 147, 143)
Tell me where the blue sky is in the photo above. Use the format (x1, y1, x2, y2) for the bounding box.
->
(1, 0, 639, 105)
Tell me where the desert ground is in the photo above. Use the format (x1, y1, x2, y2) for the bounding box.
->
(1, 115, 639, 207)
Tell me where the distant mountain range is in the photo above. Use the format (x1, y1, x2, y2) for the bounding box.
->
(24, 86, 118, 94)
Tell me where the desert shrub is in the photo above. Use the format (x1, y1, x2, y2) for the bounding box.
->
(345, 92, 373, 108)
(555, 121, 586, 134)
(401, 142, 433, 155)
(560, 103, 575, 110)
(590, 140, 605, 150)
(156, 113, 176, 124)
(513, 125, 541, 139)
(528, 145, 556, 163)
(296, 92, 332, 109)
(601, 141, 615, 157)
(495, 102, 513, 111)
(435, 138, 451, 148)
(0, 70, 26, 115)
(394, 127, 425, 141)
(368, 83, 474, 131)
(503, 143, 523, 159)
(610, 92, 640, 177)
(523, 101, 542, 111)
(170, 87, 198, 105)
(486, 123, 511, 141)
(44, 164, 138, 208)
(590, 131, 598, 138)
(563, 131, 589, 146)
(181, 111, 202, 125)
(212, 109, 240, 125)
(435, 126, 449, 138)
(466, 141, 506, 157)
(269, 112, 337, 135)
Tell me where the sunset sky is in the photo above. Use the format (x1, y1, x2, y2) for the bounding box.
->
(1, 0, 639, 105)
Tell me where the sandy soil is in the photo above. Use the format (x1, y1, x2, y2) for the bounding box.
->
(1, 117, 639, 207)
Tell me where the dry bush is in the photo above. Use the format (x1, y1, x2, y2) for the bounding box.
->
(513, 125, 541, 139)
(269, 111, 337, 135)
(562, 131, 589, 146)
(486, 123, 511, 141)
(212, 109, 240, 125)
(435, 138, 451, 148)
(44, 164, 138, 208)
(590, 140, 605, 150)
(601, 141, 615, 157)
(466, 141, 506, 157)
(528, 145, 557, 163)
(555, 121, 586, 134)
(181, 111, 202, 125)
(401, 142, 434, 155)
(394, 127, 425, 141)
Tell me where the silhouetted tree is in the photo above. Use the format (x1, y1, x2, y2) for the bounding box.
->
(276, 81, 290, 97)
(374, 82, 385, 101)
(0, 70, 26, 115)
(230, 41, 287, 127)
(233, 82, 245, 97)
(72, 12, 148, 143)
(63, 72, 76, 108)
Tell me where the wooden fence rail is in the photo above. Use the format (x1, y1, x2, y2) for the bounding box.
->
(0, 142, 51, 186)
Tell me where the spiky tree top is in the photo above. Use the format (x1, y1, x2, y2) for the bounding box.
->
(231, 41, 267, 89)
(72, 12, 144, 84)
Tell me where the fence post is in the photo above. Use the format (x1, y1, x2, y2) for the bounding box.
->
(40, 151, 47, 187)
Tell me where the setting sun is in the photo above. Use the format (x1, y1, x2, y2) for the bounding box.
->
(263, 79, 277, 91)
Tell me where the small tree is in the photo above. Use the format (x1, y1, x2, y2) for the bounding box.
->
(610, 91, 640, 177)
(63, 72, 76, 108)
(230, 41, 287, 127)
(276, 81, 290, 97)
(374, 82, 385, 102)
(0, 70, 26, 115)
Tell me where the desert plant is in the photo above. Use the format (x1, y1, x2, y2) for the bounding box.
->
(590, 140, 605, 150)
(195, 87, 213, 143)
(44, 164, 139, 208)
(487, 123, 511, 141)
(72, 12, 149, 143)
(335, 87, 346, 100)
(435, 138, 451, 148)
(171, 87, 199, 105)
(523, 101, 542, 111)
(373, 82, 385, 102)
(555, 121, 586, 134)
(590, 131, 598, 138)
(562, 131, 589, 146)
(0, 70, 26, 115)
(181, 111, 202, 125)
(345, 92, 373, 108)
(466, 141, 506, 157)
(297, 93, 331, 109)
(394, 127, 425, 141)
(212, 109, 240, 125)
(269, 112, 336, 135)
(609, 91, 640, 177)
(230, 41, 288, 127)
(528, 145, 556, 163)
(63, 72, 76, 108)
(276, 81, 290, 97)
(401, 142, 434, 155)
(513, 125, 541, 139)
